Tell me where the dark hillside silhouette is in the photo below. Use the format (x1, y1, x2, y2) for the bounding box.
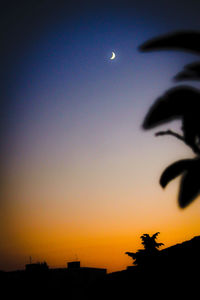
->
(125, 233, 200, 272)
(139, 30, 200, 208)
(88, 235, 200, 299)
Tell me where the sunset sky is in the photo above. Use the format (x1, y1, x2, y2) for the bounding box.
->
(1, 0, 200, 273)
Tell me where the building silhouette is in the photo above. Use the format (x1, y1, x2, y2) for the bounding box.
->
(25, 261, 49, 272)
(66, 260, 107, 283)
(1, 236, 200, 298)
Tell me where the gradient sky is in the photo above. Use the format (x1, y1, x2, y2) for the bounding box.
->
(1, 0, 200, 272)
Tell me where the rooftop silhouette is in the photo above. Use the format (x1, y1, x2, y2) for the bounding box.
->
(1, 235, 200, 298)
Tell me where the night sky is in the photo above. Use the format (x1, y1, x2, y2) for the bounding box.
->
(1, 0, 200, 272)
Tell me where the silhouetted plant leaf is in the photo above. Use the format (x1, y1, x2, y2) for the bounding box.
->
(178, 170, 200, 208)
(183, 61, 200, 71)
(174, 71, 200, 81)
(152, 232, 160, 239)
(174, 62, 200, 81)
(160, 159, 194, 188)
(142, 85, 200, 130)
(139, 31, 200, 54)
(140, 30, 200, 208)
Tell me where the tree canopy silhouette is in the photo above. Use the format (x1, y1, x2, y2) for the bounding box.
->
(139, 30, 200, 208)
(125, 232, 164, 267)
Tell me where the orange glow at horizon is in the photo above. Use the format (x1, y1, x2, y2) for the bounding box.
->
(2, 176, 200, 273)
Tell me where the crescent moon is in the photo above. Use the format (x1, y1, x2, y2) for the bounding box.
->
(110, 52, 116, 60)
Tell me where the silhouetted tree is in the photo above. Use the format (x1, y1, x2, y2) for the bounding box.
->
(140, 232, 164, 251)
(139, 31, 200, 208)
(125, 232, 164, 267)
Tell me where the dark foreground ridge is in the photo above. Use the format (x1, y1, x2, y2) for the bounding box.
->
(1, 236, 200, 298)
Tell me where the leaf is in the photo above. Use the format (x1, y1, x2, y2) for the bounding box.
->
(139, 31, 200, 54)
(178, 170, 200, 208)
(142, 86, 200, 129)
(174, 71, 200, 81)
(152, 232, 160, 239)
(174, 62, 200, 81)
(160, 159, 194, 188)
(184, 61, 200, 71)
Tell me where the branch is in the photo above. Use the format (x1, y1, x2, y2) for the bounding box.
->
(155, 130, 184, 141)
(155, 130, 200, 155)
